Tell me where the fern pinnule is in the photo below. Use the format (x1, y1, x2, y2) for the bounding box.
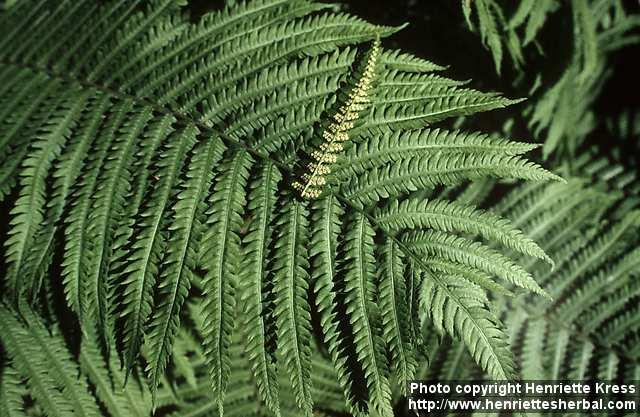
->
(85, 0, 179, 84)
(80, 324, 152, 417)
(379, 49, 446, 73)
(337, 128, 540, 181)
(201, 48, 357, 125)
(121, 124, 197, 376)
(361, 93, 524, 131)
(343, 152, 562, 206)
(309, 195, 365, 416)
(424, 257, 514, 297)
(0, 365, 25, 417)
(19, 307, 102, 417)
(555, 246, 640, 324)
(239, 161, 282, 416)
(580, 281, 640, 335)
(545, 210, 640, 299)
(272, 197, 314, 416)
(292, 39, 380, 199)
(20, 94, 110, 298)
(0, 72, 52, 158)
(198, 150, 253, 413)
(122, 126, 198, 387)
(520, 319, 547, 379)
(121, 0, 311, 94)
(152, 13, 391, 113)
(110, 113, 176, 262)
(602, 307, 640, 346)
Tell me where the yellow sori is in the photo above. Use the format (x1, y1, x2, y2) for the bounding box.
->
(292, 39, 381, 199)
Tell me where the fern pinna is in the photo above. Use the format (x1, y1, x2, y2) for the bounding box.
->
(0, 1, 560, 416)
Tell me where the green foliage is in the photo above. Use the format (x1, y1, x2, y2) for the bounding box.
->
(0, 1, 637, 417)
(462, 0, 640, 160)
(424, 165, 640, 415)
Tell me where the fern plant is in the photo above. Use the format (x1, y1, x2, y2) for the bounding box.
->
(5, 1, 634, 417)
(462, 0, 640, 160)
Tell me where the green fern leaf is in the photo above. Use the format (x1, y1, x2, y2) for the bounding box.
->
(20, 94, 110, 297)
(343, 153, 561, 205)
(272, 198, 314, 416)
(120, 123, 196, 373)
(309, 195, 365, 416)
(61, 100, 133, 316)
(239, 160, 282, 416)
(85, 104, 153, 343)
(337, 128, 540, 181)
(404, 230, 549, 297)
(0, 306, 73, 417)
(5, 88, 89, 298)
(198, 150, 253, 413)
(145, 137, 226, 397)
(0, 365, 27, 417)
(342, 213, 393, 417)
(375, 198, 553, 264)
(418, 272, 517, 380)
(378, 239, 417, 393)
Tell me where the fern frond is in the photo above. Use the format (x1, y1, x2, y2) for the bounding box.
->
(0, 2, 574, 416)
(403, 230, 549, 297)
(5, 88, 89, 298)
(418, 272, 517, 380)
(272, 198, 314, 416)
(342, 213, 393, 417)
(378, 239, 417, 393)
(198, 150, 253, 412)
(343, 153, 561, 205)
(375, 197, 553, 264)
(239, 160, 282, 416)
